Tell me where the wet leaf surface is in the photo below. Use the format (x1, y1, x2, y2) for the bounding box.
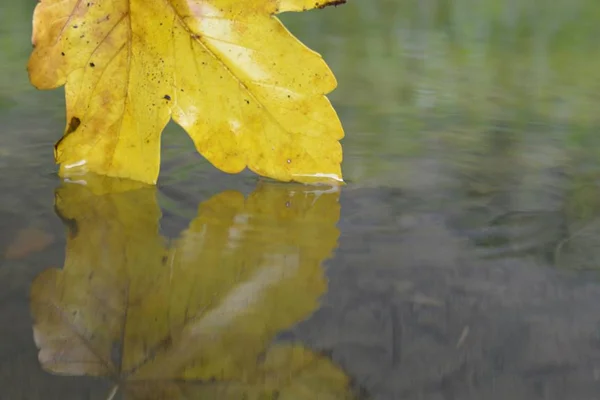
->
(27, 0, 345, 184)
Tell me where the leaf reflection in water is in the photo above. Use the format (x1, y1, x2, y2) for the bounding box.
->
(30, 174, 354, 399)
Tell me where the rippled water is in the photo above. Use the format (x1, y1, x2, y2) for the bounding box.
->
(3, 1, 600, 399)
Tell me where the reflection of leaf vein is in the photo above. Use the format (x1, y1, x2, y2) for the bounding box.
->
(122, 285, 177, 377)
(43, 301, 114, 375)
(115, 285, 129, 375)
(125, 335, 173, 378)
(87, 282, 127, 318)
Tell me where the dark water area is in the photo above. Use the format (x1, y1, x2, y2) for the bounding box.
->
(3, 1, 600, 399)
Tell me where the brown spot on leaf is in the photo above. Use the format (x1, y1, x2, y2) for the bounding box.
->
(66, 117, 81, 134)
(316, 0, 346, 9)
(54, 117, 81, 155)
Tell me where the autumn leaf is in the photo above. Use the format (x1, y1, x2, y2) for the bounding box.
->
(30, 175, 353, 399)
(27, 0, 345, 185)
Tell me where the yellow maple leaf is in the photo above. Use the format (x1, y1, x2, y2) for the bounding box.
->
(31, 175, 353, 399)
(27, 0, 345, 185)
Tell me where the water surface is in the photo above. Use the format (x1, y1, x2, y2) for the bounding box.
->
(2, 1, 600, 399)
